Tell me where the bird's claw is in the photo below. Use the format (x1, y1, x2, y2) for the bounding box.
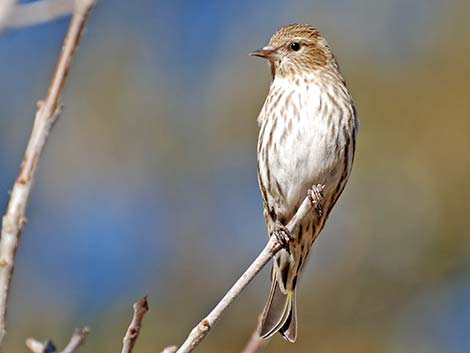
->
(272, 221, 293, 249)
(308, 184, 325, 216)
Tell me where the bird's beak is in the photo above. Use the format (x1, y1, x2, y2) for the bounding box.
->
(249, 46, 277, 60)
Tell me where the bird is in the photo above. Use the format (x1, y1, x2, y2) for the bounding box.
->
(250, 24, 359, 342)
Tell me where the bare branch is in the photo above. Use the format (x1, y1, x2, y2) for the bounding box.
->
(60, 327, 90, 353)
(161, 346, 178, 353)
(26, 337, 45, 353)
(26, 327, 89, 353)
(240, 327, 268, 353)
(0, 0, 96, 348)
(0, 0, 17, 32)
(121, 297, 149, 353)
(26, 338, 56, 353)
(171, 187, 323, 353)
(7, 0, 74, 29)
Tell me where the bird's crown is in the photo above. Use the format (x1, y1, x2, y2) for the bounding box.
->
(252, 24, 334, 77)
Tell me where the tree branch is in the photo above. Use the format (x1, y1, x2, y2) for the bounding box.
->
(0, 0, 96, 349)
(7, 0, 75, 29)
(25, 338, 56, 353)
(161, 347, 177, 353)
(169, 187, 323, 353)
(240, 324, 268, 353)
(121, 297, 149, 353)
(0, 0, 17, 32)
(60, 327, 90, 353)
(26, 327, 89, 353)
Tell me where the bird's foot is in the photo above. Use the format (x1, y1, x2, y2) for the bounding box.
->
(308, 184, 325, 216)
(272, 221, 293, 250)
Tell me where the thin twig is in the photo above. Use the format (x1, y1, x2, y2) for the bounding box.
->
(60, 327, 90, 353)
(0, 0, 96, 349)
(172, 188, 322, 353)
(7, 0, 74, 29)
(121, 297, 149, 353)
(240, 323, 268, 353)
(26, 327, 89, 353)
(0, 0, 17, 32)
(26, 338, 56, 353)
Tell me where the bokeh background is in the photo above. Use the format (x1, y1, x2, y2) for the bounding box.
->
(1, 0, 469, 352)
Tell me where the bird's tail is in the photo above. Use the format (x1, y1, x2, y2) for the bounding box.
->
(258, 271, 297, 342)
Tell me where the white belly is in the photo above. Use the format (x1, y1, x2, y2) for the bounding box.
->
(257, 76, 347, 219)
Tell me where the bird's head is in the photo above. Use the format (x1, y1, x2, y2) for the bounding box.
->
(250, 24, 333, 78)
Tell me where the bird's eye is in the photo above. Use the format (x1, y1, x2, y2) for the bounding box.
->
(290, 42, 301, 51)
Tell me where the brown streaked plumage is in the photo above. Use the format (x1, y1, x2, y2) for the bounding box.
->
(251, 24, 359, 342)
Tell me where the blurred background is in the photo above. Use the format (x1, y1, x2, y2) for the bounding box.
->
(1, 0, 469, 352)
